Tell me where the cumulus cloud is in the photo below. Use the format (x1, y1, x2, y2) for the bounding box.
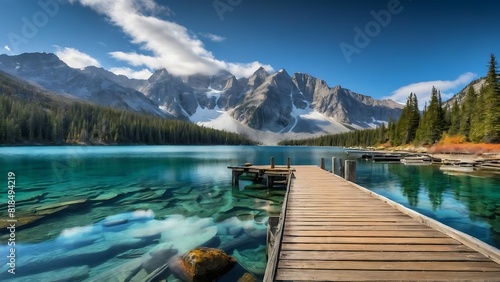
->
(109, 67, 153, 79)
(70, 0, 273, 78)
(199, 33, 226, 42)
(4, 45, 11, 52)
(55, 47, 101, 69)
(383, 72, 477, 109)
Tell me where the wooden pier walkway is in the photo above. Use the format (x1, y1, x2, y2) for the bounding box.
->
(264, 165, 500, 281)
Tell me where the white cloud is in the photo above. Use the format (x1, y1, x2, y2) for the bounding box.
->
(71, 0, 273, 78)
(55, 47, 101, 69)
(4, 45, 11, 52)
(109, 67, 153, 79)
(383, 72, 477, 109)
(199, 33, 226, 42)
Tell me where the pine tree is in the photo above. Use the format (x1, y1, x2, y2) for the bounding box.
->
(415, 87, 445, 144)
(408, 93, 420, 143)
(394, 93, 420, 145)
(448, 100, 460, 136)
(470, 85, 486, 142)
(484, 54, 500, 143)
(459, 85, 477, 139)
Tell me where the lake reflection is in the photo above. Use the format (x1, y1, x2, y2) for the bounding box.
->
(355, 161, 500, 249)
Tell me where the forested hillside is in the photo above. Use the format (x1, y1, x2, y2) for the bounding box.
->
(281, 54, 500, 147)
(0, 71, 254, 145)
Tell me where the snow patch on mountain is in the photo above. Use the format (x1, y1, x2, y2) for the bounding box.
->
(190, 106, 224, 124)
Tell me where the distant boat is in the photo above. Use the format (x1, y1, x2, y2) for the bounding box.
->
(477, 159, 500, 171)
(401, 155, 432, 165)
(439, 163, 474, 173)
(372, 154, 402, 162)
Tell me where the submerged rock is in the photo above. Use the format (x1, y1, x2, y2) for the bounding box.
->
(169, 247, 236, 282)
(238, 272, 258, 282)
(232, 245, 267, 276)
(92, 192, 119, 201)
(0, 214, 43, 229)
(0, 265, 89, 282)
(142, 243, 178, 273)
(33, 199, 88, 213)
(90, 256, 143, 282)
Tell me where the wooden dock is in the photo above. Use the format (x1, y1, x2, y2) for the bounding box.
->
(264, 165, 500, 281)
(228, 163, 293, 188)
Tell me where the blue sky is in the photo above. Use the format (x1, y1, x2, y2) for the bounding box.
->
(1, 0, 499, 108)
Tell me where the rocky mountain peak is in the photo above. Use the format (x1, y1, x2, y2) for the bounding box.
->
(148, 69, 170, 82)
(253, 66, 269, 77)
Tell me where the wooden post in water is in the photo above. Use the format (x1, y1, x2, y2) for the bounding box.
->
(266, 217, 280, 258)
(344, 160, 356, 182)
(321, 158, 325, 170)
(270, 156, 275, 169)
(287, 157, 291, 169)
(231, 170, 240, 186)
(332, 157, 336, 174)
(339, 158, 344, 178)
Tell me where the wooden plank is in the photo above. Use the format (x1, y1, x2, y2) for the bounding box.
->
(282, 235, 461, 245)
(279, 250, 490, 261)
(280, 243, 472, 252)
(283, 230, 449, 238)
(284, 221, 423, 226)
(285, 206, 403, 210)
(285, 217, 417, 222)
(284, 224, 432, 231)
(278, 260, 500, 271)
(275, 269, 500, 281)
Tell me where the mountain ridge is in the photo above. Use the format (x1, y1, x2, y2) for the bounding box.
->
(0, 52, 404, 144)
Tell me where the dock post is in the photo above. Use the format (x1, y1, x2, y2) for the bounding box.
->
(270, 156, 275, 169)
(339, 158, 344, 178)
(321, 158, 325, 170)
(267, 175, 274, 189)
(287, 157, 291, 169)
(232, 170, 239, 186)
(266, 217, 280, 258)
(344, 160, 356, 182)
(332, 157, 336, 174)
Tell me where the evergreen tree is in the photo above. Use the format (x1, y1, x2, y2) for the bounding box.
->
(394, 93, 420, 145)
(484, 54, 500, 142)
(415, 87, 445, 144)
(470, 85, 487, 142)
(448, 100, 460, 136)
(459, 85, 477, 139)
(388, 117, 397, 145)
(378, 122, 387, 144)
(408, 93, 420, 143)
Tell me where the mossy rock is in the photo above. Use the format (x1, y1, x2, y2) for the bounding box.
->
(169, 247, 236, 282)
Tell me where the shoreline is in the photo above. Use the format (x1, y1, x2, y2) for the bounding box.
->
(346, 145, 500, 163)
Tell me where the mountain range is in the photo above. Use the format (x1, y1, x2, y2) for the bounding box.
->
(0, 52, 404, 144)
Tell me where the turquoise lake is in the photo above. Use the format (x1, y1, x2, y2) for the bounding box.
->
(0, 146, 499, 281)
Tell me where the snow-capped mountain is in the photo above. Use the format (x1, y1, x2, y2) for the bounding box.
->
(0, 52, 403, 143)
